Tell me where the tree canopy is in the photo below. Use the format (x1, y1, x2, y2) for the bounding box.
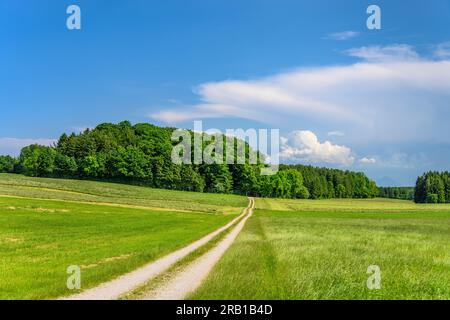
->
(414, 171, 450, 203)
(0, 155, 16, 173)
(2, 121, 379, 200)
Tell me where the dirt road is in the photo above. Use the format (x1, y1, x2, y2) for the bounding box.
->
(62, 198, 253, 300)
(140, 198, 254, 300)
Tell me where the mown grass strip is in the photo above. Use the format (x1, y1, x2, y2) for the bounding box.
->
(0, 194, 193, 213)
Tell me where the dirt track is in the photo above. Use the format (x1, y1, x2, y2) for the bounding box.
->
(140, 198, 254, 300)
(61, 198, 253, 300)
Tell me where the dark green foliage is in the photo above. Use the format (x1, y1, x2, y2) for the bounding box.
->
(18, 145, 56, 177)
(202, 164, 233, 194)
(279, 164, 378, 199)
(11, 121, 378, 199)
(229, 164, 258, 196)
(286, 170, 310, 199)
(378, 187, 414, 200)
(414, 171, 450, 203)
(54, 153, 78, 176)
(178, 165, 205, 192)
(112, 146, 152, 180)
(0, 155, 17, 173)
(80, 154, 106, 178)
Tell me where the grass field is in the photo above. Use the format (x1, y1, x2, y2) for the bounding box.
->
(3, 173, 450, 300)
(191, 198, 450, 300)
(0, 174, 246, 299)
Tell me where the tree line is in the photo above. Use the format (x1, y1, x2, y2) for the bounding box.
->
(279, 164, 378, 199)
(0, 121, 379, 199)
(378, 187, 414, 200)
(414, 171, 450, 203)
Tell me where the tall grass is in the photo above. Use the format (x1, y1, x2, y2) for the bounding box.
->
(191, 198, 450, 299)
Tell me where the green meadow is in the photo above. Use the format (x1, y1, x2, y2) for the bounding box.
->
(2, 174, 450, 300)
(191, 198, 450, 300)
(0, 174, 245, 299)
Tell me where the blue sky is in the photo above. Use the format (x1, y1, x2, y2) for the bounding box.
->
(1, 0, 450, 186)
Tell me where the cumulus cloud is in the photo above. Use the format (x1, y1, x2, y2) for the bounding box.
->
(280, 131, 354, 166)
(151, 44, 450, 145)
(326, 31, 360, 41)
(0, 138, 56, 156)
(359, 157, 376, 164)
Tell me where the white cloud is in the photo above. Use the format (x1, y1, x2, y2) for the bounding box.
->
(327, 31, 360, 41)
(151, 44, 450, 145)
(0, 138, 56, 156)
(328, 131, 345, 137)
(359, 157, 376, 164)
(345, 44, 420, 62)
(280, 130, 354, 166)
(434, 42, 450, 59)
(151, 104, 248, 123)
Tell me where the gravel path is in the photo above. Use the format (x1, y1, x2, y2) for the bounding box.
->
(62, 199, 253, 300)
(140, 198, 254, 300)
